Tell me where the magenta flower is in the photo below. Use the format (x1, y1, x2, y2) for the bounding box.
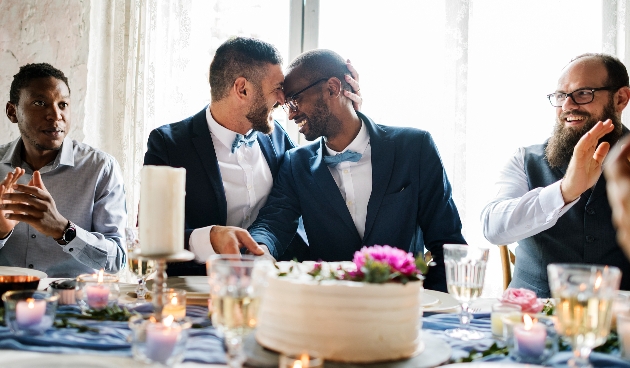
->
(353, 245, 418, 276)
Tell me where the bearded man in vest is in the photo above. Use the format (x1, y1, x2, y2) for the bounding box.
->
(481, 53, 630, 297)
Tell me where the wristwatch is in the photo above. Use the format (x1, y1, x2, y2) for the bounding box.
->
(55, 221, 77, 245)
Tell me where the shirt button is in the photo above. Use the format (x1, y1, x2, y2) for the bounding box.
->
(31, 234, 36, 238)
(343, 169, 349, 174)
(28, 264, 34, 269)
(69, 248, 74, 252)
(247, 185, 252, 190)
(347, 200, 353, 206)
(586, 235, 595, 243)
(586, 208, 595, 215)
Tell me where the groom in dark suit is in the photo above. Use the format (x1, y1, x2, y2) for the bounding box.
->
(213, 49, 466, 292)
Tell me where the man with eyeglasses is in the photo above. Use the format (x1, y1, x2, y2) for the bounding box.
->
(143, 37, 361, 276)
(481, 53, 630, 297)
(210, 49, 466, 292)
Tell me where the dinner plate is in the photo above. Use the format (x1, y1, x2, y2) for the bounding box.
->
(0, 351, 138, 367)
(421, 291, 439, 307)
(0, 266, 47, 279)
(147, 276, 210, 298)
(422, 290, 460, 312)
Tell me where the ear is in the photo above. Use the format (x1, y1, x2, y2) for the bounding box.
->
(325, 77, 343, 98)
(233, 77, 249, 102)
(615, 86, 630, 114)
(5, 102, 17, 124)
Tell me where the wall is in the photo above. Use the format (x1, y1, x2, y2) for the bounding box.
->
(0, 0, 90, 145)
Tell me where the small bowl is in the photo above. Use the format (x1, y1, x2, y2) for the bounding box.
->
(49, 279, 77, 305)
(0, 276, 41, 307)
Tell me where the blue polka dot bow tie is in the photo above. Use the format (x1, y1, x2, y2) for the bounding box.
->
(323, 150, 362, 167)
(231, 131, 258, 153)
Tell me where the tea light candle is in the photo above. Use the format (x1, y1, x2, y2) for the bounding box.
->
(86, 270, 110, 309)
(146, 315, 181, 364)
(279, 352, 323, 368)
(513, 315, 547, 357)
(491, 303, 521, 336)
(162, 295, 186, 320)
(16, 298, 46, 328)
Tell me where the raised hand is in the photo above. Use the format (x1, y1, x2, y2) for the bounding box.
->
(560, 120, 614, 203)
(0, 168, 26, 238)
(209, 225, 265, 256)
(604, 135, 630, 255)
(344, 59, 362, 111)
(2, 171, 68, 239)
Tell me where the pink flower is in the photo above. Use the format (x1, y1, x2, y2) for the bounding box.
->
(500, 288, 544, 314)
(353, 245, 418, 276)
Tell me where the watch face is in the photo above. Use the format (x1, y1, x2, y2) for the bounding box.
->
(64, 226, 77, 243)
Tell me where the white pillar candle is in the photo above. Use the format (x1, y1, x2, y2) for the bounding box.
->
(16, 298, 46, 328)
(139, 166, 186, 255)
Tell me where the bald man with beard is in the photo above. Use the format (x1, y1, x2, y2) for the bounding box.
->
(481, 53, 630, 297)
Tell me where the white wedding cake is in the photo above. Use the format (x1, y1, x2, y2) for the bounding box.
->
(255, 262, 424, 363)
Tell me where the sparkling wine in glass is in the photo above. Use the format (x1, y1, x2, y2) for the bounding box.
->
(125, 227, 156, 304)
(207, 255, 271, 368)
(548, 264, 621, 368)
(443, 244, 489, 340)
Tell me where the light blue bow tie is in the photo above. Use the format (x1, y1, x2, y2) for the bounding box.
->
(323, 150, 362, 167)
(231, 131, 257, 153)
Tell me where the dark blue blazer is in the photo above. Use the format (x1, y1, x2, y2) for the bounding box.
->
(249, 112, 466, 292)
(144, 107, 306, 276)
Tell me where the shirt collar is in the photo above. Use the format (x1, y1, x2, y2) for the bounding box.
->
(206, 105, 255, 151)
(0, 137, 74, 171)
(324, 118, 370, 156)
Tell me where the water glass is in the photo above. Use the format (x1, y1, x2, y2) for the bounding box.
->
(125, 227, 156, 305)
(443, 244, 489, 340)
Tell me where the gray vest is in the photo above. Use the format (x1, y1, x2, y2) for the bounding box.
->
(511, 142, 630, 297)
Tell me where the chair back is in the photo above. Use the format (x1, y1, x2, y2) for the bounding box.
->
(499, 245, 516, 290)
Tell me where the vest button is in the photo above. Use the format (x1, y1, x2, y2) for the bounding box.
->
(586, 235, 595, 243)
(30, 234, 36, 238)
(586, 208, 595, 215)
(28, 264, 34, 269)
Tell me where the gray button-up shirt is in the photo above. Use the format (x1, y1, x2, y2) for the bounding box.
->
(0, 137, 127, 277)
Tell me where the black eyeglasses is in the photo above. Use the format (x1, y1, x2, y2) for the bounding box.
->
(282, 78, 329, 114)
(547, 86, 618, 107)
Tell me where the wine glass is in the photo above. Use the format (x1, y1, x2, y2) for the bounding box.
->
(125, 227, 156, 305)
(443, 244, 489, 340)
(547, 264, 621, 368)
(207, 255, 272, 368)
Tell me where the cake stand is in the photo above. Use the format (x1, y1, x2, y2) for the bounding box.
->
(130, 250, 195, 321)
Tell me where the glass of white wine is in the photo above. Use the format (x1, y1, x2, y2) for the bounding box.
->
(125, 227, 156, 305)
(207, 254, 271, 368)
(443, 244, 490, 340)
(548, 264, 621, 368)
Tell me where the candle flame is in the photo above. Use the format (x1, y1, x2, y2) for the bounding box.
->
(97, 269, 104, 283)
(523, 314, 533, 330)
(26, 298, 35, 309)
(163, 314, 174, 327)
(292, 361, 302, 368)
(300, 353, 309, 368)
(595, 275, 602, 290)
(171, 296, 177, 305)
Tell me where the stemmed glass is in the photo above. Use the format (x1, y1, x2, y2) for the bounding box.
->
(443, 244, 490, 340)
(125, 227, 156, 305)
(207, 255, 271, 368)
(548, 264, 621, 368)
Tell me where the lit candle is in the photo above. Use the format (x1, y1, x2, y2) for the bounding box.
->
(86, 270, 110, 309)
(513, 314, 547, 357)
(16, 298, 46, 328)
(162, 295, 186, 320)
(491, 303, 521, 336)
(146, 315, 181, 364)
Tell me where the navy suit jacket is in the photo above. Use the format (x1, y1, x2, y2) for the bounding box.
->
(249, 112, 466, 292)
(144, 107, 306, 276)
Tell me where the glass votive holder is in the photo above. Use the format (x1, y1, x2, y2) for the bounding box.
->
(508, 314, 558, 365)
(75, 272, 120, 311)
(49, 279, 77, 305)
(129, 314, 192, 366)
(617, 311, 630, 359)
(612, 294, 630, 332)
(491, 303, 522, 338)
(279, 351, 324, 368)
(2, 290, 59, 335)
(161, 288, 186, 320)
(501, 312, 524, 340)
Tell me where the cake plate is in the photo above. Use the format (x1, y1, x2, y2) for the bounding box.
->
(130, 250, 194, 321)
(243, 331, 451, 368)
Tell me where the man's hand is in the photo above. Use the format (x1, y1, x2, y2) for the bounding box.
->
(1, 171, 68, 239)
(210, 225, 265, 256)
(604, 135, 630, 257)
(344, 59, 362, 111)
(0, 168, 26, 238)
(561, 120, 614, 203)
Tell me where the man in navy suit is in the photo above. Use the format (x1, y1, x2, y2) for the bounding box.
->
(143, 38, 360, 276)
(212, 49, 466, 292)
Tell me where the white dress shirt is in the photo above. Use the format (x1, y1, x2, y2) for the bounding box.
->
(480, 147, 580, 245)
(189, 107, 273, 262)
(325, 121, 372, 239)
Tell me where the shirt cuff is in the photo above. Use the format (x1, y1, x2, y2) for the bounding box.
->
(539, 179, 579, 221)
(189, 226, 217, 263)
(0, 229, 13, 245)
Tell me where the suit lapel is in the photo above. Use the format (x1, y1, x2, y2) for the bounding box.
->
(362, 113, 395, 241)
(257, 133, 277, 175)
(310, 140, 359, 235)
(191, 109, 228, 224)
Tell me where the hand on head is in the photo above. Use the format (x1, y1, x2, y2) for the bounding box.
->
(560, 119, 614, 203)
(604, 135, 630, 256)
(210, 225, 265, 256)
(343, 59, 362, 111)
(1, 171, 68, 239)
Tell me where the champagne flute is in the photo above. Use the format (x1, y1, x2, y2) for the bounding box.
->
(125, 227, 156, 304)
(207, 255, 271, 368)
(548, 264, 621, 368)
(443, 244, 489, 340)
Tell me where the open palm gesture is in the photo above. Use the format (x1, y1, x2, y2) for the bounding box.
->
(0, 168, 25, 238)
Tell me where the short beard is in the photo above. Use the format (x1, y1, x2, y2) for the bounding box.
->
(303, 96, 342, 141)
(546, 100, 623, 168)
(246, 92, 273, 135)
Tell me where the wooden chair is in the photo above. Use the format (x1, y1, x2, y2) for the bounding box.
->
(499, 245, 516, 290)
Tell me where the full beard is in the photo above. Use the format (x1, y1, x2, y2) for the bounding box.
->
(302, 96, 342, 141)
(246, 95, 273, 135)
(545, 101, 623, 168)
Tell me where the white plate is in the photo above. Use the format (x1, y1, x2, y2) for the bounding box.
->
(0, 266, 47, 279)
(422, 291, 439, 307)
(441, 363, 542, 367)
(422, 290, 460, 312)
(148, 276, 210, 298)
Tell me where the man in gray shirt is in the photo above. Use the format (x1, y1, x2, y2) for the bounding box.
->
(0, 63, 126, 277)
